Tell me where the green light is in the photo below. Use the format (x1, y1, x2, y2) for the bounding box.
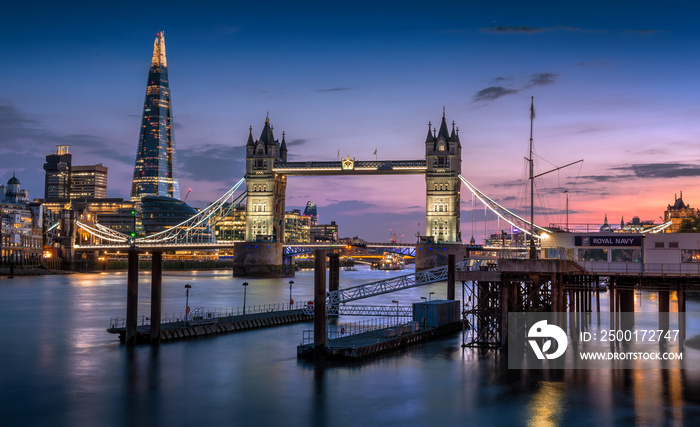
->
(131, 210, 136, 215)
(130, 232, 136, 237)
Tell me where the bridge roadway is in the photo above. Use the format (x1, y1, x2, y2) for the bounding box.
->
(273, 160, 427, 175)
(73, 241, 423, 253)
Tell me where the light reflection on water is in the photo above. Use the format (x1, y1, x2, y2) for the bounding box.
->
(0, 267, 699, 426)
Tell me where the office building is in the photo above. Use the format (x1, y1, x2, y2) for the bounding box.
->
(130, 31, 180, 201)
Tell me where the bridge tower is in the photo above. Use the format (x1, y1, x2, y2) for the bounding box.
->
(244, 114, 287, 243)
(425, 110, 461, 243)
(234, 115, 291, 276)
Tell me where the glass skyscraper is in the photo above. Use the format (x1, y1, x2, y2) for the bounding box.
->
(130, 31, 180, 201)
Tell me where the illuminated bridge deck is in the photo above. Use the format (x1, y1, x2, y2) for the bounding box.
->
(274, 160, 427, 175)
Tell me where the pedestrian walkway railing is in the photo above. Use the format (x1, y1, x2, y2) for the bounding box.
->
(108, 301, 309, 329)
(301, 317, 420, 346)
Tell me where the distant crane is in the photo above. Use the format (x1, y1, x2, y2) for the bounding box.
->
(183, 188, 192, 202)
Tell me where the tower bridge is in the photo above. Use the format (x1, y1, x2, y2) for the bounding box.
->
(235, 111, 463, 276)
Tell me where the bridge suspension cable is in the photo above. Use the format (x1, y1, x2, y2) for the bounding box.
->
(74, 177, 247, 245)
(75, 221, 131, 243)
(641, 221, 673, 234)
(136, 178, 247, 244)
(458, 174, 550, 239)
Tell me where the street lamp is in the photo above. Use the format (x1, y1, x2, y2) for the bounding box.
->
(420, 296, 427, 329)
(289, 280, 294, 310)
(242, 282, 249, 317)
(184, 284, 192, 326)
(392, 300, 400, 334)
(429, 292, 435, 302)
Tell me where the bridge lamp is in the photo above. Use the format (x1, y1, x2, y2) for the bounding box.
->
(242, 282, 249, 317)
(420, 297, 427, 329)
(429, 292, 435, 301)
(184, 284, 192, 326)
(289, 280, 294, 309)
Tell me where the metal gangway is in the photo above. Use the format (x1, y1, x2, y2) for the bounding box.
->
(327, 261, 467, 305)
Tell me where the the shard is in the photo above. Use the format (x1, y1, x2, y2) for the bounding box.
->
(130, 31, 180, 201)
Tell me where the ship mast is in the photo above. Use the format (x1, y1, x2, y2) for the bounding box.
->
(526, 97, 583, 259)
(529, 97, 536, 259)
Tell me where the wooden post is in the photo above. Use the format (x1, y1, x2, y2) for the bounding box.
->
(150, 250, 163, 344)
(447, 254, 456, 300)
(126, 249, 139, 346)
(328, 253, 340, 317)
(314, 249, 327, 361)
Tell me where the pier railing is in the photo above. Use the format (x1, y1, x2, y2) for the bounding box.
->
(108, 302, 309, 329)
(301, 317, 419, 346)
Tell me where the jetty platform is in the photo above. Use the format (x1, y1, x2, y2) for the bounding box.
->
(108, 307, 312, 344)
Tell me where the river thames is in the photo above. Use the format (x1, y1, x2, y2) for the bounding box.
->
(2, 266, 700, 426)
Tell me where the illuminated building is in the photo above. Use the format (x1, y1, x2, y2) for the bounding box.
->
(70, 164, 108, 199)
(664, 192, 694, 233)
(311, 221, 338, 243)
(43, 145, 109, 202)
(72, 199, 139, 237)
(284, 209, 310, 243)
(130, 31, 180, 201)
(303, 201, 318, 226)
(211, 204, 246, 241)
(1, 174, 43, 264)
(43, 145, 72, 200)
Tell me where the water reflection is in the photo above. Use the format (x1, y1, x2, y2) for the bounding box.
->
(2, 271, 700, 425)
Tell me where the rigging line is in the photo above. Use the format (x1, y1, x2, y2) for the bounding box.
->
(459, 175, 548, 238)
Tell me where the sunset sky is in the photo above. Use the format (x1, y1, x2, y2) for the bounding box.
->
(2, 1, 699, 242)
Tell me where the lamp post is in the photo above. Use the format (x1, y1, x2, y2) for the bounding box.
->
(184, 284, 191, 326)
(392, 300, 399, 334)
(429, 291, 435, 302)
(289, 280, 294, 310)
(242, 282, 249, 317)
(420, 296, 427, 330)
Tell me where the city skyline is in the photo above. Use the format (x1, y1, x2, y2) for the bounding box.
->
(2, 1, 699, 241)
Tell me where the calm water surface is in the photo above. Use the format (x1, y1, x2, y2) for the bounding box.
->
(2, 266, 700, 426)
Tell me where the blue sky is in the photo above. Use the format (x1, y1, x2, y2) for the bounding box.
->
(2, 1, 700, 241)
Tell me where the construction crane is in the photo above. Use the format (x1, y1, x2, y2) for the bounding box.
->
(183, 188, 192, 202)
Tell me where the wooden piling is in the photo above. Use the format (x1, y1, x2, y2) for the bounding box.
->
(126, 249, 139, 346)
(150, 251, 163, 344)
(314, 249, 327, 360)
(447, 254, 456, 300)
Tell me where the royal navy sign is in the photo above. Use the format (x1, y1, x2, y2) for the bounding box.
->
(575, 236, 642, 247)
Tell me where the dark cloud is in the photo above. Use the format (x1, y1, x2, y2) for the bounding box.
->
(472, 86, 518, 102)
(614, 163, 700, 179)
(285, 138, 308, 147)
(484, 26, 547, 34)
(178, 144, 246, 182)
(579, 174, 627, 183)
(318, 87, 352, 92)
(473, 73, 557, 103)
(525, 73, 558, 87)
(493, 77, 511, 83)
(484, 25, 606, 35)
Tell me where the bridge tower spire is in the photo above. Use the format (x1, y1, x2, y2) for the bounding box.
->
(244, 115, 287, 244)
(425, 110, 461, 243)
